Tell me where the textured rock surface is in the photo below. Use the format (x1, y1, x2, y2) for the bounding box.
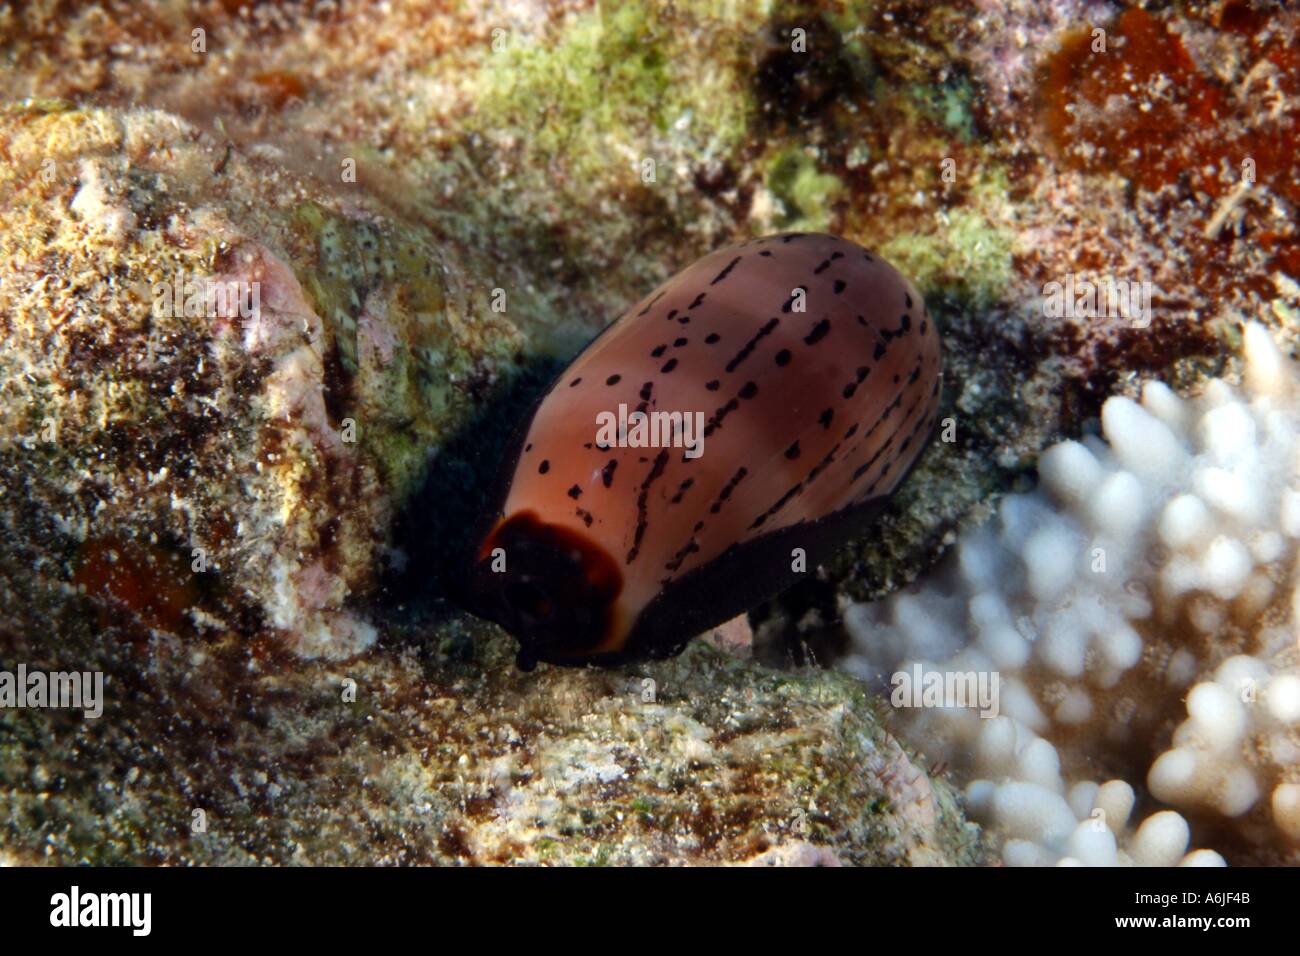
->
(0, 620, 985, 865)
(0, 102, 521, 659)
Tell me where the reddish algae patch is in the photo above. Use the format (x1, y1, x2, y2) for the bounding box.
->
(1039, 6, 1300, 297)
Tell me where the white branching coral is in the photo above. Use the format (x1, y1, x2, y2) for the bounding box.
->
(841, 323, 1300, 865)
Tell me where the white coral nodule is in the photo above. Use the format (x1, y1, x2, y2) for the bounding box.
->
(842, 322, 1300, 866)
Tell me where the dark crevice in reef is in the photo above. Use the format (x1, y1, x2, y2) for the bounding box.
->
(377, 354, 568, 635)
(753, 12, 859, 135)
(750, 575, 848, 668)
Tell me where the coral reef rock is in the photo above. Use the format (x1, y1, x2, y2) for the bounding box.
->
(0, 102, 521, 659)
(0, 624, 986, 865)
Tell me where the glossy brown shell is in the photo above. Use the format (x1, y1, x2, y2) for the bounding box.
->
(471, 233, 942, 666)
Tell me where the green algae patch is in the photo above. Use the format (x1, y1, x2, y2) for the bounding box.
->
(763, 146, 846, 232)
(879, 186, 1015, 310)
(472, 1, 752, 181)
(910, 73, 979, 142)
(457, 0, 761, 350)
(287, 199, 521, 498)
